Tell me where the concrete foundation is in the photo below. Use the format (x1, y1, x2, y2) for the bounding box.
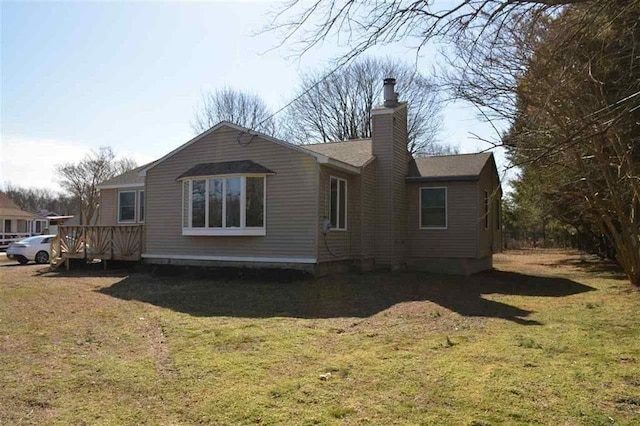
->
(406, 256, 493, 276)
(142, 255, 492, 277)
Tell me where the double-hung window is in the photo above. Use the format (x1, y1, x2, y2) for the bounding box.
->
(182, 176, 266, 236)
(420, 187, 447, 229)
(118, 190, 144, 223)
(330, 176, 347, 230)
(118, 191, 137, 223)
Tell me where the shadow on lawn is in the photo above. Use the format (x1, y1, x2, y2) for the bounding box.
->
(97, 268, 594, 325)
(554, 256, 628, 280)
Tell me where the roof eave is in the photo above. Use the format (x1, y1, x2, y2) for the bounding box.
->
(317, 156, 361, 175)
(406, 175, 480, 182)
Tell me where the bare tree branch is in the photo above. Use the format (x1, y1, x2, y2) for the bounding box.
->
(191, 88, 276, 136)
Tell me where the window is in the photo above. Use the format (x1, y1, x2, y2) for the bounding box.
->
(4, 219, 11, 233)
(496, 198, 501, 230)
(35, 221, 42, 233)
(138, 191, 145, 222)
(330, 176, 347, 230)
(484, 190, 489, 230)
(420, 187, 447, 229)
(182, 175, 266, 236)
(118, 191, 136, 223)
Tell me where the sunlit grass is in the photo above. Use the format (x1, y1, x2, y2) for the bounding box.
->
(1, 250, 640, 424)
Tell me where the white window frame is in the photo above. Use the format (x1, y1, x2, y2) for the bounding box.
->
(329, 176, 348, 231)
(118, 190, 137, 223)
(181, 174, 267, 236)
(419, 187, 448, 230)
(138, 191, 145, 223)
(117, 190, 145, 223)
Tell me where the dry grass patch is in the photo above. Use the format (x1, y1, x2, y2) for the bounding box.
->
(1, 250, 640, 424)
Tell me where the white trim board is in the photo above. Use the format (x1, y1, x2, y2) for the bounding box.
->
(97, 183, 144, 190)
(141, 253, 318, 264)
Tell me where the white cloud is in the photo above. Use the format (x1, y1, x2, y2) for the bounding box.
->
(0, 135, 157, 193)
(0, 136, 89, 192)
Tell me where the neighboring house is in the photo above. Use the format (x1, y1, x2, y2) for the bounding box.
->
(46, 215, 74, 236)
(33, 209, 59, 235)
(0, 192, 36, 248)
(96, 79, 502, 275)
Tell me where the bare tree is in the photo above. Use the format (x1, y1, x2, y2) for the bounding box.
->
(266, 1, 588, 63)
(56, 147, 137, 225)
(191, 87, 276, 136)
(281, 57, 451, 155)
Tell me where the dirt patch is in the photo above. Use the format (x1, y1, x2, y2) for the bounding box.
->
(140, 317, 176, 378)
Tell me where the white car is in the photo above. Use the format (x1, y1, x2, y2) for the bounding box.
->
(6, 235, 56, 265)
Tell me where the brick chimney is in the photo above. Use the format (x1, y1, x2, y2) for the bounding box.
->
(371, 78, 408, 269)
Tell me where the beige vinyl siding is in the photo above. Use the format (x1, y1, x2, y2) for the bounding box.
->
(371, 104, 408, 267)
(478, 160, 502, 257)
(99, 187, 144, 226)
(99, 189, 117, 225)
(144, 126, 319, 260)
(359, 161, 376, 260)
(406, 181, 479, 259)
(392, 107, 409, 265)
(317, 166, 359, 262)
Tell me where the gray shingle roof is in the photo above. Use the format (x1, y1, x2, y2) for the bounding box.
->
(176, 160, 275, 180)
(0, 192, 34, 218)
(407, 153, 492, 181)
(98, 165, 146, 188)
(303, 139, 373, 167)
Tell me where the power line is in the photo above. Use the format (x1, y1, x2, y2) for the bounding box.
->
(236, 60, 352, 146)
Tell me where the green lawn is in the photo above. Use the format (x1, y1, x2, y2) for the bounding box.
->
(1, 250, 640, 425)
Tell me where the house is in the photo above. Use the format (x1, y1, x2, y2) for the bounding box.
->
(95, 78, 502, 275)
(0, 192, 36, 248)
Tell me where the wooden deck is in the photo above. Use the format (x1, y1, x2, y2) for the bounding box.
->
(51, 225, 144, 269)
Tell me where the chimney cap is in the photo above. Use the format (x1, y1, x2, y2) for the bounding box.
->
(383, 78, 398, 107)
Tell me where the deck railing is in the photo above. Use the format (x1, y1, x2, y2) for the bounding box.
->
(51, 225, 144, 267)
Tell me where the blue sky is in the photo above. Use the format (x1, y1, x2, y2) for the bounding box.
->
(1, 0, 504, 192)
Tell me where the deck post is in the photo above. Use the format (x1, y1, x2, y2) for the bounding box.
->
(83, 226, 87, 261)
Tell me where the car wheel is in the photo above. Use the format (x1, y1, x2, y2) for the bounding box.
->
(35, 251, 49, 264)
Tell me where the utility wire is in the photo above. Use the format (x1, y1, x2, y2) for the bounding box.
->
(236, 60, 352, 146)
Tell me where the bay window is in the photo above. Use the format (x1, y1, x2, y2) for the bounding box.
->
(182, 175, 266, 236)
